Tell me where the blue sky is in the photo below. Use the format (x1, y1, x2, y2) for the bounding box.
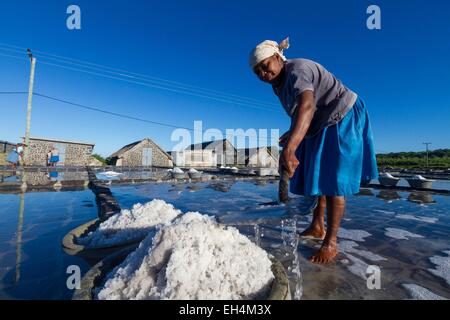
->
(0, 0, 449, 157)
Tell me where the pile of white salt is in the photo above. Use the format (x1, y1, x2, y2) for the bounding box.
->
(96, 211, 274, 300)
(77, 199, 180, 248)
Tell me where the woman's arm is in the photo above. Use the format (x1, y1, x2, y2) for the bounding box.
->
(281, 90, 316, 177)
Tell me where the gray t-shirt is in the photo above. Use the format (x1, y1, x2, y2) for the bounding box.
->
(273, 58, 357, 138)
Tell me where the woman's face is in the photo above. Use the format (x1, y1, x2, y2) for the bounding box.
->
(253, 54, 284, 84)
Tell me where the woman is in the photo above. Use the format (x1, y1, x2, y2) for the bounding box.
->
(249, 38, 378, 264)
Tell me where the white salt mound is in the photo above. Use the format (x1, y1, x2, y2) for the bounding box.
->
(78, 199, 181, 248)
(380, 172, 396, 179)
(97, 212, 274, 300)
(101, 171, 122, 176)
(188, 168, 199, 173)
(412, 175, 427, 180)
(172, 167, 184, 174)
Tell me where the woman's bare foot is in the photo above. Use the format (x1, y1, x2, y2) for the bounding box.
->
(299, 224, 326, 240)
(309, 241, 338, 264)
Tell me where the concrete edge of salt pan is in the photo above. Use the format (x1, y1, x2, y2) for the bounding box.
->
(96, 211, 275, 300)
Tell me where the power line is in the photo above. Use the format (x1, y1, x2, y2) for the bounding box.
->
(0, 90, 278, 138)
(31, 92, 277, 139)
(0, 44, 281, 111)
(32, 92, 195, 132)
(0, 91, 28, 95)
(1, 43, 278, 106)
(1, 49, 281, 113)
(37, 59, 283, 113)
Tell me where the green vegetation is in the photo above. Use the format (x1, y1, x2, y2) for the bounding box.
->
(376, 149, 450, 168)
(92, 153, 107, 165)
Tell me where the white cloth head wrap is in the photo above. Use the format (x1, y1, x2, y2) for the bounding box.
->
(249, 37, 290, 69)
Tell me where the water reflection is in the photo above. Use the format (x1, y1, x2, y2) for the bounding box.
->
(0, 170, 89, 185)
(208, 182, 233, 193)
(356, 188, 375, 196)
(408, 192, 436, 204)
(376, 190, 401, 201)
(15, 193, 24, 283)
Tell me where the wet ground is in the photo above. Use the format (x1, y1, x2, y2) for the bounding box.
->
(0, 180, 449, 299)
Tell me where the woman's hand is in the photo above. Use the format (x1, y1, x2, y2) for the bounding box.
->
(281, 147, 299, 178)
(279, 130, 290, 147)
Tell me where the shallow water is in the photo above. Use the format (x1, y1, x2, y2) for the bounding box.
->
(0, 181, 449, 299)
(0, 190, 97, 299)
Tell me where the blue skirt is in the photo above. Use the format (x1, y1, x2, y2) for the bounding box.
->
(290, 96, 379, 196)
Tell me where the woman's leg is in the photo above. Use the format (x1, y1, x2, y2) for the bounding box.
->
(309, 196, 345, 264)
(299, 195, 326, 239)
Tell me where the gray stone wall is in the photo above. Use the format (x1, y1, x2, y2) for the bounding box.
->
(24, 139, 93, 166)
(118, 139, 173, 167)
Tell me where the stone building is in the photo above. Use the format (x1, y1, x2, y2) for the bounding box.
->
(170, 149, 216, 167)
(236, 146, 279, 168)
(23, 137, 95, 166)
(109, 138, 173, 167)
(184, 139, 236, 167)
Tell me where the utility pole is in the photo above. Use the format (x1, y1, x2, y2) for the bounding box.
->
(23, 49, 36, 165)
(423, 142, 432, 168)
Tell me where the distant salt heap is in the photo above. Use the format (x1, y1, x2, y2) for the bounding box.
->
(188, 168, 199, 173)
(380, 172, 396, 179)
(78, 199, 181, 248)
(411, 175, 427, 180)
(100, 171, 123, 176)
(96, 212, 274, 300)
(172, 167, 184, 174)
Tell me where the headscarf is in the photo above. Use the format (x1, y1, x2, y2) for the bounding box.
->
(249, 37, 290, 69)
